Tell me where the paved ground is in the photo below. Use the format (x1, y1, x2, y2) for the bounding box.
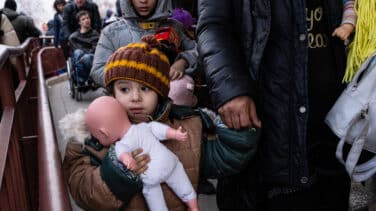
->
(46, 75, 218, 211)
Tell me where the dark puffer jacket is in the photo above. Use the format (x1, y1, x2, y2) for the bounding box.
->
(197, 0, 346, 188)
(1, 8, 40, 43)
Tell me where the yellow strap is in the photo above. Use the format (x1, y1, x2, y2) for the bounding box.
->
(139, 22, 157, 29)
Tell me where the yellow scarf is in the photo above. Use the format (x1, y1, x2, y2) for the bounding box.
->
(343, 0, 376, 82)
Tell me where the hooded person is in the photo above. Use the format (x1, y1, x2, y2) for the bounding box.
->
(0, 10, 19, 46)
(1, 0, 41, 43)
(90, 0, 198, 88)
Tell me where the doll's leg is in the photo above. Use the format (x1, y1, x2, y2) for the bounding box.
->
(165, 162, 198, 210)
(142, 184, 168, 211)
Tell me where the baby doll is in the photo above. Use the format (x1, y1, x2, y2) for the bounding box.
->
(332, 0, 356, 41)
(85, 96, 199, 211)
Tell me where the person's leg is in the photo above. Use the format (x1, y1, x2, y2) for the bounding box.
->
(72, 49, 85, 84)
(80, 53, 94, 83)
(216, 160, 259, 211)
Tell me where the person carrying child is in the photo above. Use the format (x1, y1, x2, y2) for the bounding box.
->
(85, 95, 199, 211)
(60, 37, 259, 210)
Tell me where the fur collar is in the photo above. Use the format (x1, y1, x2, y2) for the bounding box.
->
(59, 108, 90, 145)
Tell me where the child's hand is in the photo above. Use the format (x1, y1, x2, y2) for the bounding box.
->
(174, 126, 188, 142)
(170, 59, 186, 80)
(332, 23, 355, 41)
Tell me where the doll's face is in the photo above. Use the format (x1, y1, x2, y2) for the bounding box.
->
(113, 80, 158, 117)
(131, 0, 157, 17)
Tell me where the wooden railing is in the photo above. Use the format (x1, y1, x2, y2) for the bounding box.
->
(0, 38, 71, 210)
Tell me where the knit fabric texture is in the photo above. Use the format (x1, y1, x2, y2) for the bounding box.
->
(104, 42, 171, 97)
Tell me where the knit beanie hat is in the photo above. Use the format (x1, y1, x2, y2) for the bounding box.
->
(104, 36, 170, 98)
(171, 8, 196, 30)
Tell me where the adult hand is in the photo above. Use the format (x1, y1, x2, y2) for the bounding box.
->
(218, 96, 261, 130)
(131, 148, 150, 175)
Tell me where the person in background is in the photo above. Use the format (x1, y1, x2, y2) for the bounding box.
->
(41, 20, 55, 46)
(197, 0, 350, 210)
(69, 10, 99, 86)
(0, 10, 19, 46)
(102, 9, 114, 28)
(90, 0, 197, 88)
(171, 0, 197, 18)
(62, 0, 101, 44)
(1, 0, 41, 43)
(171, 8, 196, 40)
(53, 0, 66, 50)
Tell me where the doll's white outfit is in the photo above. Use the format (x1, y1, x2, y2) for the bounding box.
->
(115, 121, 196, 211)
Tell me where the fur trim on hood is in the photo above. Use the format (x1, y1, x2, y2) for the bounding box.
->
(59, 108, 90, 145)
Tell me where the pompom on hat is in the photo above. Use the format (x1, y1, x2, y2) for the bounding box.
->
(104, 36, 171, 98)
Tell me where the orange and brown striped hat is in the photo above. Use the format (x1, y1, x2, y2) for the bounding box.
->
(104, 40, 170, 98)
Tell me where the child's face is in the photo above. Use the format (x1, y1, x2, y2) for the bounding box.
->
(131, 0, 157, 17)
(113, 80, 159, 117)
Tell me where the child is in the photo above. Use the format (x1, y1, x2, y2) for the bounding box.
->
(85, 96, 199, 211)
(90, 0, 197, 87)
(332, 0, 356, 41)
(61, 38, 258, 210)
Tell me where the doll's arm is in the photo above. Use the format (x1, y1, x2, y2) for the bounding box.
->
(166, 126, 188, 142)
(119, 152, 137, 171)
(148, 121, 188, 142)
